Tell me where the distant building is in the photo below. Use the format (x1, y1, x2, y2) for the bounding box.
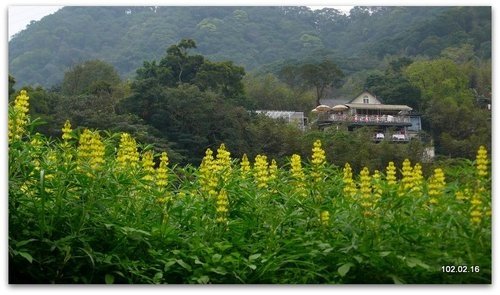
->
(315, 91, 422, 142)
(255, 110, 307, 131)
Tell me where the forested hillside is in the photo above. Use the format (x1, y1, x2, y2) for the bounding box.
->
(8, 6, 491, 165)
(9, 6, 490, 87)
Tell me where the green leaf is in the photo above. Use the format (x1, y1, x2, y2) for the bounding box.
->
(338, 263, 354, 277)
(389, 274, 405, 284)
(15, 239, 37, 248)
(248, 264, 257, 270)
(406, 257, 430, 270)
(210, 267, 227, 275)
(196, 276, 210, 284)
(105, 274, 114, 284)
(379, 251, 391, 257)
(249, 253, 261, 261)
(212, 253, 222, 262)
(353, 255, 363, 263)
(153, 272, 163, 282)
(176, 259, 192, 271)
(18, 252, 33, 263)
(164, 260, 176, 271)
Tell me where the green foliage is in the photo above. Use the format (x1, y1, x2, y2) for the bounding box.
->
(365, 57, 422, 110)
(9, 74, 16, 97)
(9, 113, 492, 283)
(61, 60, 121, 96)
(243, 73, 315, 113)
(9, 7, 490, 88)
(404, 58, 490, 158)
(278, 59, 344, 106)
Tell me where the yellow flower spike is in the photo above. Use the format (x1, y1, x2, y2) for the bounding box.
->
(77, 129, 105, 172)
(290, 154, 307, 197)
(475, 146, 488, 178)
(240, 153, 251, 178)
(116, 133, 140, 170)
(215, 189, 229, 224)
(141, 151, 155, 182)
(372, 170, 383, 202)
(156, 152, 169, 190)
(269, 159, 278, 182)
(311, 139, 326, 182)
(359, 167, 373, 215)
(62, 120, 73, 141)
(342, 163, 357, 198)
(199, 148, 218, 197)
(254, 154, 269, 189)
(215, 143, 232, 182)
(410, 163, 424, 196)
(427, 168, 446, 205)
(401, 159, 413, 190)
(290, 154, 305, 181)
(9, 90, 30, 143)
(320, 210, 330, 226)
(386, 161, 397, 185)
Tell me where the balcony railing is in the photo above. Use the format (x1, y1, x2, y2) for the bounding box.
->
(318, 114, 411, 124)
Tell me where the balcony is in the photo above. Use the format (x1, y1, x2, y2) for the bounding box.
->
(318, 113, 412, 127)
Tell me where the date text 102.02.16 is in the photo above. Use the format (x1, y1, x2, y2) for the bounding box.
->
(441, 266, 480, 273)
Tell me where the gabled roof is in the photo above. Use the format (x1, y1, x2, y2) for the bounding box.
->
(348, 90, 383, 104)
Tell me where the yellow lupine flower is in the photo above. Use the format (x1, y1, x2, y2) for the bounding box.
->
(401, 159, 413, 190)
(427, 168, 445, 204)
(320, 210, 330, 226)
(386, 161, 397, 185)
(199, 148, 218, 197)
(8, 90, 30, 143)
(215, 189, 229, 224)
(469, 187, 488, 226)
(290, 154, 307, 197)
(141, 150, 155, 182)
(311, 139, 326, 182)
(77, 129, 105, 172)
(372, 170, 383, 201)
(254, 154, 269, 189)
(410, 163, 424, 196)
(62, 120, 73, 141)
(240, 153, 251, 178)
(215, 143, 232, 182)
(116, 133, 140, 170)
(470, 210, 482, 224)
(156, 152, 169, 189)
(475, 145, 488, 178)
(290, 154, 305, 181)
(342, 163, 357, 198)
(359, 167, 373, 215)
(269, 159, 278, 182)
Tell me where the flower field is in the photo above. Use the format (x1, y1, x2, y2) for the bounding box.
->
(9, 91, 491, 283)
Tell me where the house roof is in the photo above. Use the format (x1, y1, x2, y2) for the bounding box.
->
(320, 98, 350, 106)
(348, 90, 383, 104)
(345, 103, 413, 111)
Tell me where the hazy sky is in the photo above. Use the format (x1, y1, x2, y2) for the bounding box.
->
(7, 5, 353, 39)
(8, 6, 63, 39)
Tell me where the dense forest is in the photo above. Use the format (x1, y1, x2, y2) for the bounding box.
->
(10, 6, 490, 88)
(8, 6, 491, 168)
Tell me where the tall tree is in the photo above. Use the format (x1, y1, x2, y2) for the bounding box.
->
(160, 39, 205, 85)
(279, 60, 344, 106)
(61, 60, 121, 96)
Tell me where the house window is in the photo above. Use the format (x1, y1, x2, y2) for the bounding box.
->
(363, 98, 369, 104)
